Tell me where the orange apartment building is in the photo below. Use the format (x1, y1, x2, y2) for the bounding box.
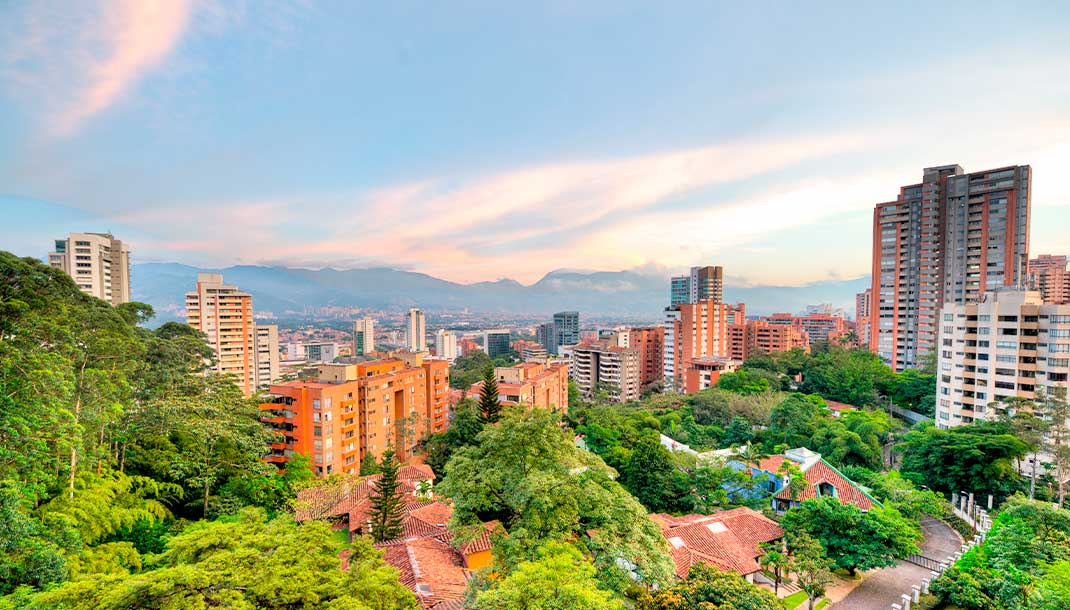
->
(628, 326, 665, 388)
(469, 361, 570, 411)
(683, 356, 741, 393)
(665, 299, 730, 392)
(259, 356, 450, 477)
(727, 318, 809, 362)
(1030, 254, 1070, 305)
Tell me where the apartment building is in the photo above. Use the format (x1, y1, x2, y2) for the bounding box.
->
(664, 300, 729, 392)
(629, 326, 665, 388)
(683, 356, 741, 393)
(435, 329, 459, 362)
(259, 357, 450, 476)
(871, 165, 1032, 371)
(48, 232, 131, 305)
(1029, 254, 1070, 305)
(286, 341, 341, 363)
(935, 289, 1070, 428)
(483, 329, 511, 358)
(470, 361, 570, 411)
(186, 273, 259, 396)
(856, 289, 873, 348)
(353, 316, 375, 355)
(406, 308, 426, 352)
(572, 340, 642, 402)
(791, 313, 846, 344)
(253, 324, 280, 390)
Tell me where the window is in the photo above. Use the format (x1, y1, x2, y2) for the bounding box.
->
(996, 341, 1017, 349)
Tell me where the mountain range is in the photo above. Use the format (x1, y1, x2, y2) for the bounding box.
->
(131, 262, 869, 324)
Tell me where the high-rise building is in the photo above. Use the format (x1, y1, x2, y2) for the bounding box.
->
(571, 340, 642, 402)
(186, 273, 258, 396)
(670, 266, 724, 307)
(253, 324, 280, 390)
(536, 322, 557, 354)
(871, 165, 1032, 371)
(628, 326, 665, 388)
(670, 275, 690, 307)
(664, 299, 729, 392)
(726, 318, 809, 361)
(259, 357, 450, 476)
(353, 316, 375, 355)
(789, 313, 846, 344)
(935, 289, 1069, 428)
(856, 289, 873, 348)
(1029, 255, 1070, 305)
(483, 329, 511, 358)
(553, 311, 580, 349)
(406, 308, 426, 352)
(435, 329, 459, 362)
(48, 232, 131, 305)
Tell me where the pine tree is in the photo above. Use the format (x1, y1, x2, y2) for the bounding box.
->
(479, 367, 501, 424)
(367, 449, 405, 542)
(359, 452, 379, 476)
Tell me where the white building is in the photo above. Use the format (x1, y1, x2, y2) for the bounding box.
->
(285, 342, 340, 363)
(936, 289, 1070, 428)
(48, 232, 131, 305)
(434, 329, 459, 362)
(353, 316, 375, 355)
(406, 308, 426, 352)
(253, 324, 280, 389)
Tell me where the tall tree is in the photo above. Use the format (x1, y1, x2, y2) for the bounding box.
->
(788, 532, 834, 610)
(759, 542, 793, 596)
(479, 367, 502, 424)
(359, 452, 379, 476)
(367, 449, 406, 543)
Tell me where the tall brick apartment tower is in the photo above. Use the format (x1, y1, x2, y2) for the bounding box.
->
(870, 164, 1031, 371)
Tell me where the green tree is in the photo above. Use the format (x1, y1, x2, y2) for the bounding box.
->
(721, 416, 754, 446)
(788, 532, 834, 610)
(759, 542, 792, 596)
(717, 369, 780, 395)
(898, 422, 1028, 497)
(367, 449, 406, 543)
(781, 497, 921, 576)
(26, 508, 419, 610)
(634, 562, 784, 610)
(450, 351, 495, 389)
(617, 435, 684, 512)
(359, 452, 380, 476)
(470, 541, 625, 610)
(479, 367, 502, 424)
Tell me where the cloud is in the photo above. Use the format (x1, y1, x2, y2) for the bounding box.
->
(2, 0, 193, 136)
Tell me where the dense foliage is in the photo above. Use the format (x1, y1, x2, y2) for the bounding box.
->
(931, 496, 1070, 610)
(632, 563, 785, 610)
(898, 421, 1029, 498)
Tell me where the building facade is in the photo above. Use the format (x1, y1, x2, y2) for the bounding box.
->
(935, 289, 1070, 428)
(353, 316, 375, 355)
(1030, 254, 1070, 305)
(664, 299, 729, 392)
(435, 329, 459, 362)
(571, 340, 642, 402)
(553, 311, 580, 349)
(286, 341, 341, 363)
(470, 362, 570, 411)
(483, 329, 511, 358)
(856, 288, 872, 348)
(406, 308, 426, 352)
(629, 326, 665, 389)
(871, 164, 1032, 371)
(253, 324, 280, 390)
(536, 322, 557, 354)
(186, 273, 258, 396)
(48, 232, 131, 305)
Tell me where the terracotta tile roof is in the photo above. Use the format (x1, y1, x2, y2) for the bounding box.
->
(294, 465, 435, 522)
(774, 459, 877, 510)
(756, 455, 787, 472)
(654, 507, 783, 579)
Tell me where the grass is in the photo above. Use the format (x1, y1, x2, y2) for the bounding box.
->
(781, 591, 829, 610)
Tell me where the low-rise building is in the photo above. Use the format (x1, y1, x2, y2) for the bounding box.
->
(729, 447, 880, 513)
(469, 361, 569, 411)
(650, 508, 783, 582)
(682, 356, 741, 393)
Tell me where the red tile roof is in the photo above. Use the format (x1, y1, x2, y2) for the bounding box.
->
(294, 464, 435, 522)
(652, 507, 783, 578)
(774, 458, 876, 510)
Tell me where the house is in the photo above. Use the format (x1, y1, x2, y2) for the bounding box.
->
(823, 399, 858, 419)
(649, 507, 784, 582)
(729, 447, 880, 513)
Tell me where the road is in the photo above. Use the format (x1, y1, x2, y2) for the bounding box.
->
(828, 518, 961, 610)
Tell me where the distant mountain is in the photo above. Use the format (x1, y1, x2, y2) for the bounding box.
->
(131, 262, 869, 324)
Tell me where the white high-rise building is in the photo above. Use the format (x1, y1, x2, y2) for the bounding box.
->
(353, 316, 375, 355)
(254, 324, 280, 390)
(936, 289, 1070, 428)
(406, 308, 426, 352)
(434, 329, 459, 362)
(48, 232, 131, 305)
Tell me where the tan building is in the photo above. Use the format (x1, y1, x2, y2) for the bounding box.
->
(470, 361, 569, 411)
(572, 340, 642, 402)
(664, 299, 729, 392)
(406, 308, 426, 352)
(254, 324, 280, 390)
(856, 288, 873, 347)
(936, 289, 1070, 428)
(186, 273, 260, 396)
(1029, 255, 1070, 305)
(353, 316, 375, 355)
(48, 232, 131, 305)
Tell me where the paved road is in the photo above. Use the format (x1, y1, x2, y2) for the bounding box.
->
(828, 518, 961, 610)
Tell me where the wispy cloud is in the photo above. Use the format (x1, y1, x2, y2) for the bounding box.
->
(1, 0, 193, 136)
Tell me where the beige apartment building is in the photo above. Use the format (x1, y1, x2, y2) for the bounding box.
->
(572, 338, 642, 402)
(48, 232, 131, 305)
(936, 289, 1070, 428)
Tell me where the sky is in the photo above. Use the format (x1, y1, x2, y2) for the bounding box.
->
(2, 1, 1069, 286)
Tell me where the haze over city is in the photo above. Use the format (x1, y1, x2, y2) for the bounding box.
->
(3, 1, 1070, 285)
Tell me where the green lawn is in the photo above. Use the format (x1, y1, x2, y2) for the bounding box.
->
(781, 591, 829, 610)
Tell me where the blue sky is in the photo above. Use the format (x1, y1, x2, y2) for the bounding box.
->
(2, 1, 1069, 285)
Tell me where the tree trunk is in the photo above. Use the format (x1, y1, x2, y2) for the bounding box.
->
(203, 478, 211, 518)
(69, 394, 81, 499)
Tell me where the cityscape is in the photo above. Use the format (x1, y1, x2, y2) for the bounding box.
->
(2, 3, 1069, 610)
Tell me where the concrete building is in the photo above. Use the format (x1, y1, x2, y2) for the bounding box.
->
(434, 329, 460, 362)
(664, 300, 729, 392)
(253, 324, 280, 390)
(669, 275, 690, 307)
(572, 340, 642, 402)
(186, 273, 258, 396)
(935, 289, 1070, 428)
(683, 356, 741, 393)
(470, 361, 569, 411)
(353, 316, 375, 355)
(629, 326, 665, 389)
(670, 265, 724, 307)
(553, 311, 580, 351)
(1029, 254, 1070, 305)
(805, 303, 847, 318)
(856, 288, 873, 348)
(520, 345, 548, 361)
(286, 341, 341, 363)
(790, 313, 846, 344)
(482, 329, 511, 358)
(406, 308, 426, 352)
(48, 232, 131, 305)
(535, 322, 557, 354)
(871, 164, 1032, 371)
(259, 357, 449, 476)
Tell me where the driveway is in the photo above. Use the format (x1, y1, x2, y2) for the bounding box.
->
(828, 518, 962, 610)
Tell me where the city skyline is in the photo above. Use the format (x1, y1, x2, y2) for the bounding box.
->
(3, 2, 1070, 285)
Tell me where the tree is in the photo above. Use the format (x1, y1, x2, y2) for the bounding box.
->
(788, 532, 834, 610)
(617, 435, 684, 512)
(450, 351, 494, 389)
(478, 367, 502, 424)
(422, 398, 483, 476)
(26, 508, 419, 610)
(359, 452, 379, 476)
(778, 462, 808, 504)
(634, 562, 784, 610)
(367, 449, 406, 543)
(766, 394, 825, 449)
(997, 400, 1048, 500)
(780, 497, 921, 576)
(470, 541, 625, 610)
(717, 369, 779, 395)
(721, 416, 754, 446)
(759, 542, 792, 596)
(898, 422, 1028, 497)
